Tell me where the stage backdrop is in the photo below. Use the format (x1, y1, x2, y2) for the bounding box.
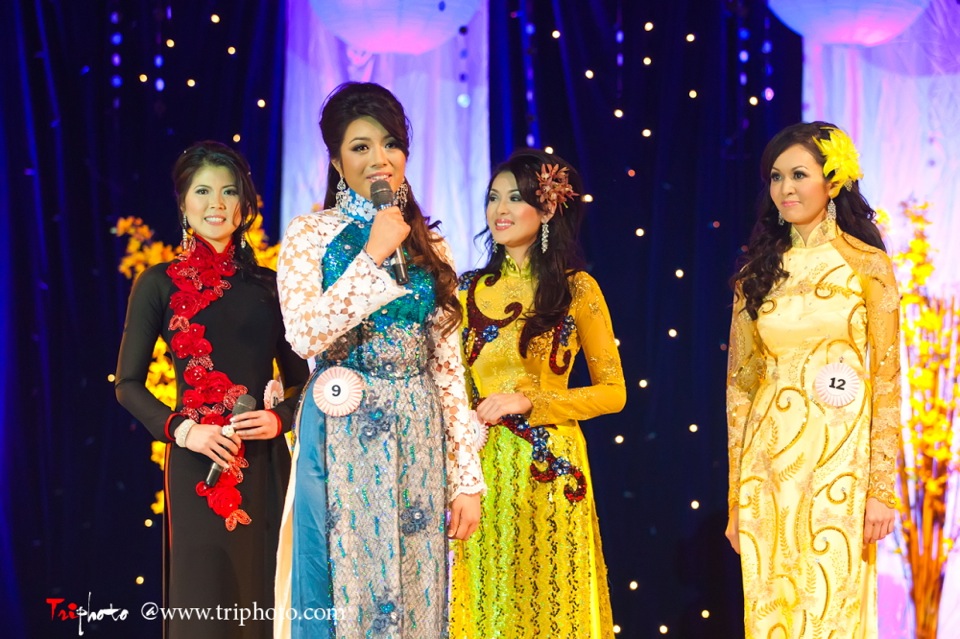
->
(770, 0, 960, 636)
(280, 0, 490, 271)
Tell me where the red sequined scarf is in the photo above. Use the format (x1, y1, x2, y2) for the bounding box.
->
(166, 237, 251, 530)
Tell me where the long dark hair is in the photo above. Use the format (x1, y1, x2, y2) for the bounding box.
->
(476, 148, 586, 355)
(731, 121, 885, 319)
(318, 82, 460, 336)
(172, 140, 270, 287)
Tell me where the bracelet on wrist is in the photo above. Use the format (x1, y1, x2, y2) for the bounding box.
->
(174, 419, 197, 448)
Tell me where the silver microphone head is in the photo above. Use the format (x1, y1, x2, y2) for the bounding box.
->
(231, 393, 257, 415)
(370, 180, 394, 209)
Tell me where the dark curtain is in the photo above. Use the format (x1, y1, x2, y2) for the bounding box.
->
(3, 0, 802, 637)
(1, 1, 286, 635)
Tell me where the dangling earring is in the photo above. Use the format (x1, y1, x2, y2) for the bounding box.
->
(826, 199, 837, 221)
(395, 180, 409, 211)
(492, 242, 501, 254)
(540, 222, 550, 253)
(777, 212, 785, 226)
(335, 176, 349, 210)
(181, 216, 195, 251)
(240, 234, 247, 249)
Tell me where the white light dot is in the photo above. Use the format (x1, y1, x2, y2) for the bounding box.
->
(701, 610, 711, 619)
(227, 46, 237, 55)
(689, 424, 698, 433)
(582, 194, 594, 203)
(686, 33, 696, 42)
(644, 22, 654, 31)
(232, 134, 241, 142)
(691, 500, 700, 509)
(688, 90, 698, 99)
(585, 69, 594, 79)
(106, 373, 116, 382)
(629, 580, 638, 590)
(642, 129, 652, 137)
(186, 78, 196, 87)
(635, 228, 645, 237)
(614, 338, 621, 346)
(257, 99, 266, 108)
(749, 96, 759, 106)
(165, 39, 175, 48)
(643, 56, 652, 66)
(668, 329, 677, 338)
(144, 519, 153, 527)
(675, 269, 684, 278)
(136, 576, 145, 585)
(660, 626, 669, 635)
(544, 146, 554, 154)
(614, 109, 624, 118)
(613, 625, 621, 634)
(639, 379, 648, 388)
(138, 74, 148, 83)
(614, 435, 624, 444)
(210, 14, 221, 23)
(552, 30, 561, 39)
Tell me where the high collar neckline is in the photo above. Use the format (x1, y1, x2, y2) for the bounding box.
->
(337, 188, 378, 223)
(501, 254, 533, 279)
(193, 234, 235, 255)
(790, 217, 837, 249)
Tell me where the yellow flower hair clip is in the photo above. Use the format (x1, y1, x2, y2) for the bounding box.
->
(814, 127, 863, 199)
(535, 164, 578, 213)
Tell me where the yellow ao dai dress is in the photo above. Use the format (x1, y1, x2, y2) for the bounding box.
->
(450, 256, 626, 639)
(726, 218, 901, 638)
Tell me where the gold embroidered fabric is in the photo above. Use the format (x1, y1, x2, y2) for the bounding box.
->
(725, 218, 901, 638)
(450, 261, 626, 638)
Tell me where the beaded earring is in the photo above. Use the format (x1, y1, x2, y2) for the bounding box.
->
(335, 176, 349, 210)
(540, 222, 550, 253)
(181, 216, 195, 251)
(777, 212, 785, 226)
(395, 181, 409, 211)
(826, 199, 837, 221)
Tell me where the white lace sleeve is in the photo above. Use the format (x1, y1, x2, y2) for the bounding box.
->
(426, 237, 486, 502)
(277, 212, 409, 359)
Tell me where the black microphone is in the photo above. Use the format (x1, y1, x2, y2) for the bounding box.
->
(369, 179, 409, 285)
(204, 393, 256, 488)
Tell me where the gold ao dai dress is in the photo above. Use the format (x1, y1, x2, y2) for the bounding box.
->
(726, 219, 901, 639)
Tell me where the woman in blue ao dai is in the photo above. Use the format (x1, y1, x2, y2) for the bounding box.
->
(273, 82, 485, 639)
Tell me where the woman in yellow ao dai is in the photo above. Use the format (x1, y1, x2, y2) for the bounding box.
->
(725, 122, 900, 639)
(450, 149, 626, 639)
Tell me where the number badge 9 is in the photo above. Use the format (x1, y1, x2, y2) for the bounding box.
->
(813, 361, 861, 407)
(313, 366, 364, 417)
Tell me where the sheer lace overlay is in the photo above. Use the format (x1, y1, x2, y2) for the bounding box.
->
(428, 240, 486, 500)
(277, 211, 485, 501)
(277, 212, 409, 359)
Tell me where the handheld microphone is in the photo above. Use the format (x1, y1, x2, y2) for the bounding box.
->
(204, 393, 256, 488)
(369, 179, 409, 285)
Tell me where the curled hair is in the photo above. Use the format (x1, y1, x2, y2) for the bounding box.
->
(731, 121, 885, 319)
(476, 148, 586, 355)
(318, 82, 460, 336)
(172, 140, 270, 288)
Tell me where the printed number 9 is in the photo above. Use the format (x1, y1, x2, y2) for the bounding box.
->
(331, 384, 341, 397)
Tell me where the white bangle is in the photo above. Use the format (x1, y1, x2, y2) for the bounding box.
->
(174, 419, 197, 448)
